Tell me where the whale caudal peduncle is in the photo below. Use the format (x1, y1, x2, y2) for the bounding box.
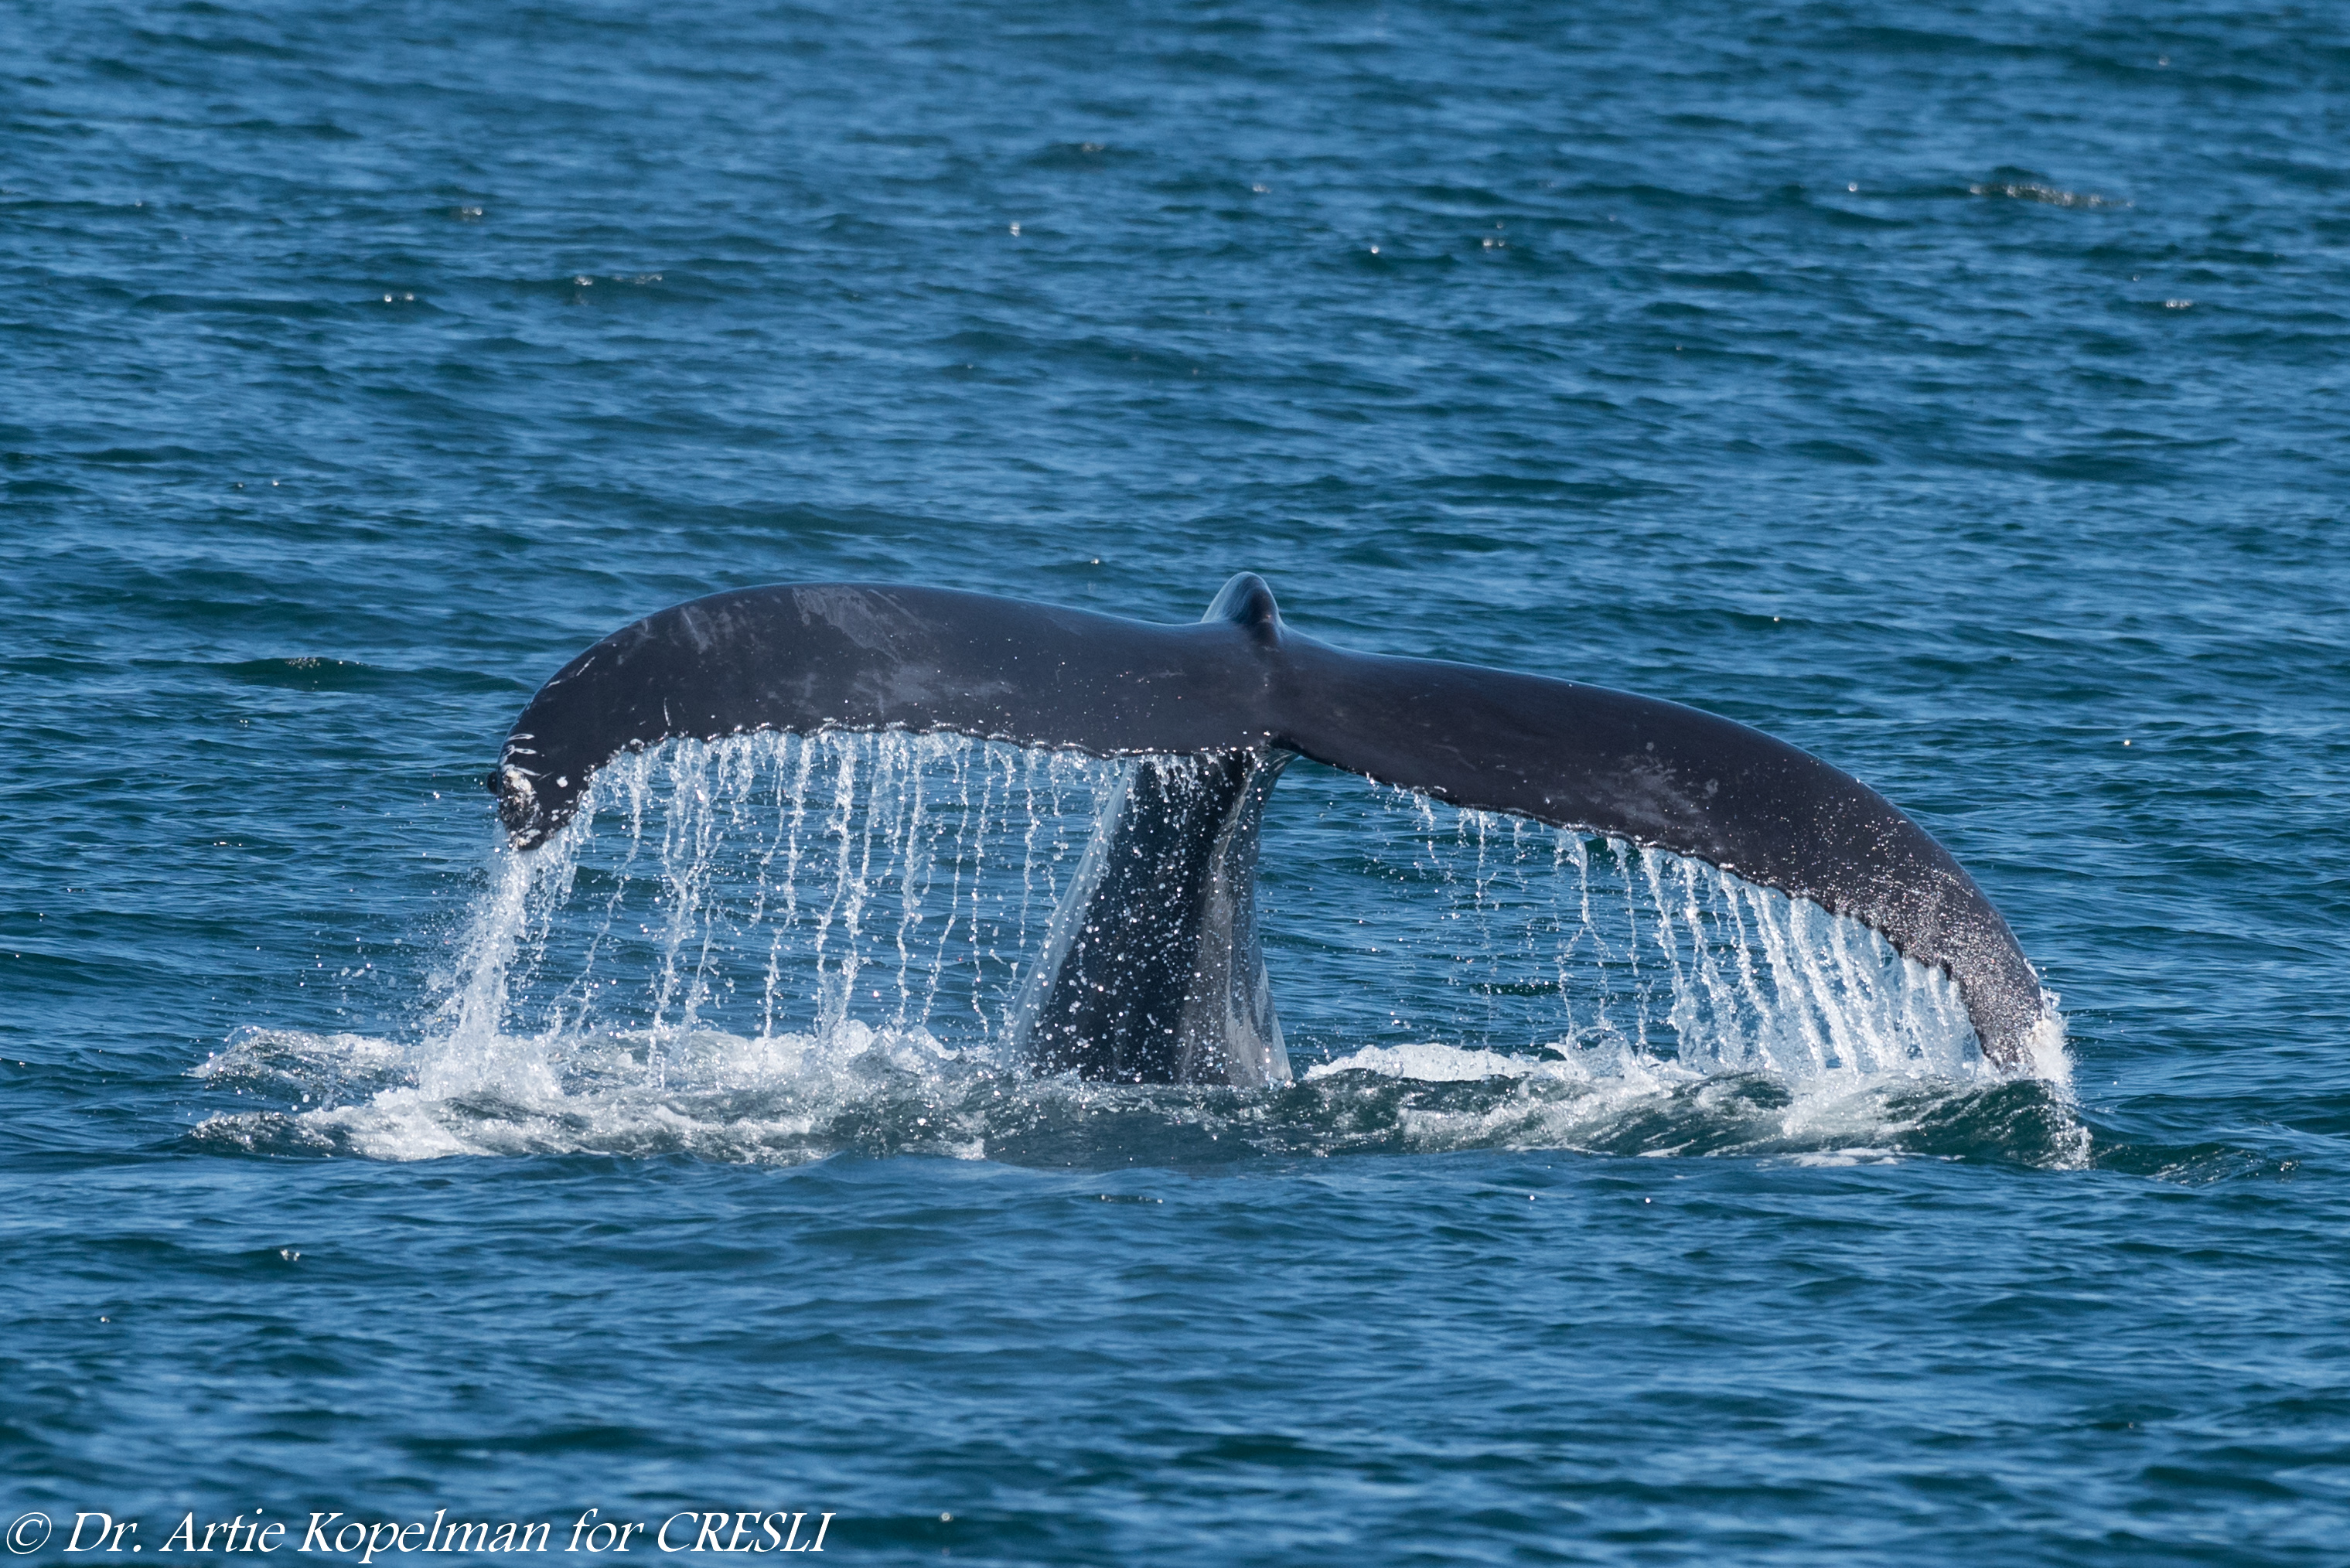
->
(489, 573, 2051, 1077)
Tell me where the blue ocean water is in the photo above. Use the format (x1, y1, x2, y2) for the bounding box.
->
(5, 0, 2348, 1562)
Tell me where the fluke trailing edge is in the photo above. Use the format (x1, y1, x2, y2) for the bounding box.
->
(489, 574, 2050, 1079)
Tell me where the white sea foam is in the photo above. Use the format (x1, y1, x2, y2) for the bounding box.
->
(1305, 1042, 1550, 1082)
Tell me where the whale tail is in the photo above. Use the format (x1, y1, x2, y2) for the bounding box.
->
(489, 574, 2051, 1078)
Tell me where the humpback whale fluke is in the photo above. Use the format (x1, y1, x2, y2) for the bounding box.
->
(489, 574, 2050, 1078)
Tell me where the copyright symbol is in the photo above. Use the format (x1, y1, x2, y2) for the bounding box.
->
(5, 1513, 50, 1554)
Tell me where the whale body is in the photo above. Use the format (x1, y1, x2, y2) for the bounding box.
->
(489, 574, 2048, 1079)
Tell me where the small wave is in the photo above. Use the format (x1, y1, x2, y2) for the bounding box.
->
(192, 1019, 993, 1164)
(1303, 1041, 1544, 1082)
(194, 1026, 414, 1099)
(220, 657, 403, 692)
(1301, 1036, 2084, 1165)
(1969, 180, 2128, 210)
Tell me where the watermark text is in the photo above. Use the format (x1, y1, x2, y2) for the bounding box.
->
(4, 1509, 834, 1557)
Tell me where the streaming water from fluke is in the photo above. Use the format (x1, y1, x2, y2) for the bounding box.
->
(193, 732, 2080, 1167)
